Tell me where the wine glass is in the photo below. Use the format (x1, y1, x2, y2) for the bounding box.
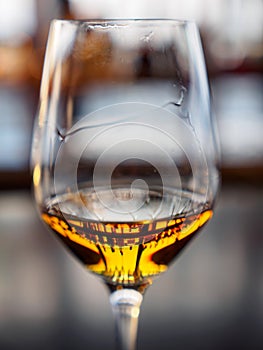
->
(31, 19, 220, 350)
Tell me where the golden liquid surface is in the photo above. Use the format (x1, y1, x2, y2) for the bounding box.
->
(42, 192, 212, 292)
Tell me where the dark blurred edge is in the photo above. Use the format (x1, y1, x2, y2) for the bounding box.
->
(0, 170, 31, 190)
(1, 165, 263, 191)
(221, 166, 263, 186)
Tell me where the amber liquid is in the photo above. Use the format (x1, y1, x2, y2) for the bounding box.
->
(42, 188, 212, 292)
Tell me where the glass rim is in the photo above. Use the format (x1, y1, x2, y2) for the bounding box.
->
(51, 18, 196, 27)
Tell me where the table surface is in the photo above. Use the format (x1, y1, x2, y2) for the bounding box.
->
(0, 183, 263, 350)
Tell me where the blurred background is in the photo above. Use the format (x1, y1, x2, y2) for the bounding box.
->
(0, 0, 262, 349)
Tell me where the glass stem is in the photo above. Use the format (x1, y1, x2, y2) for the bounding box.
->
(110, 289, 143, 350)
